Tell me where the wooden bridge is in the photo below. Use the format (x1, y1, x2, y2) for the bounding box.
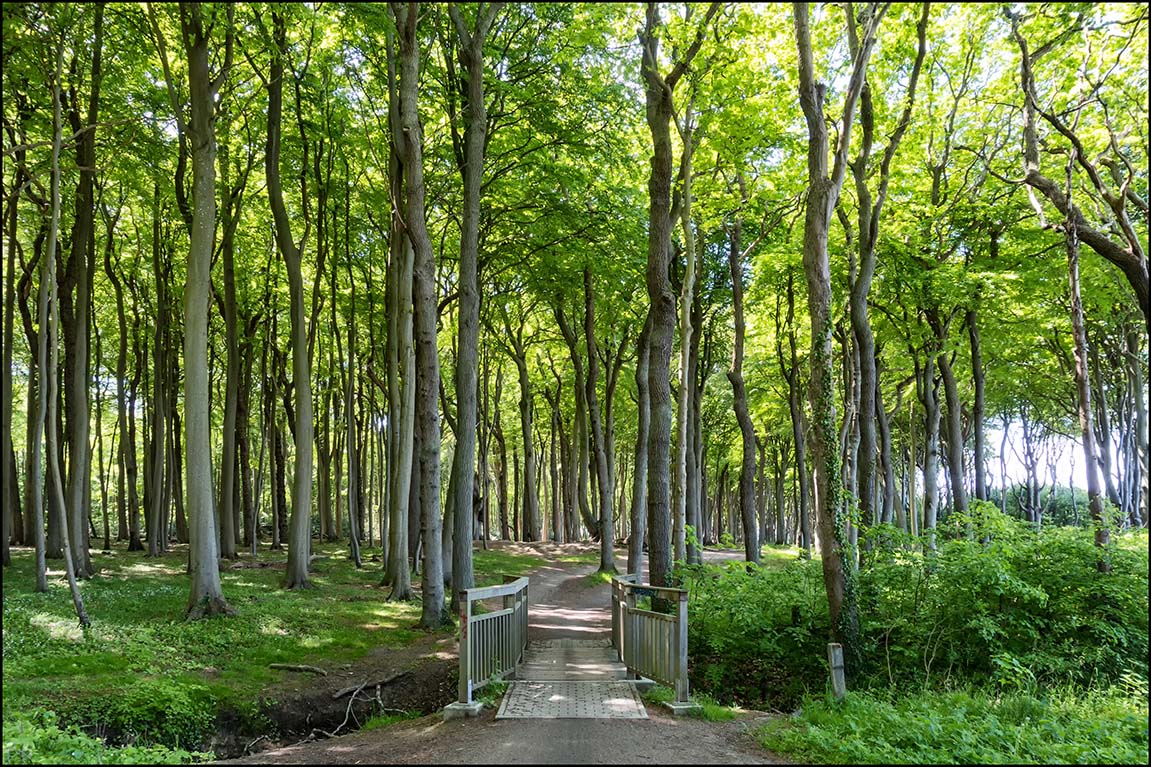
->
(444, 571, 697, 720)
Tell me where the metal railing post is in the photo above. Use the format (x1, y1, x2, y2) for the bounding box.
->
(675, 589, 689, 703)
(459, 593, 473, 704)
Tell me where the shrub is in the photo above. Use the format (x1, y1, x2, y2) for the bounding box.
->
(682, 523, 1148, 710)
(2, 710, 210, 765)
(756, 686, 1149, 765)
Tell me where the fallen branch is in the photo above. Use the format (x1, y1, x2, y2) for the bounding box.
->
(270, 663, 328, 676)
(332, 670, 409, 700)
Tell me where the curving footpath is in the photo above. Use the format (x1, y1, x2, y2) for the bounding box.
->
(225, 547, 784, 765)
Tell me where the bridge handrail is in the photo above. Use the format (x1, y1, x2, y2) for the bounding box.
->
(610, 573, 691, 703)
(458, 574, 530, 705)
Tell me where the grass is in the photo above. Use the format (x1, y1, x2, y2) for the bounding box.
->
(360, 709, 419, 731)
(641, 685, 740, 721)
(2, 540, 564, 754)
(755, 686, 1149, 764)
(582, 570, 615, 588)
(758, 543, 803, 569)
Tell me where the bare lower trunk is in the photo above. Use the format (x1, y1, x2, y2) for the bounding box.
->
(584, 269, 615, 572)
(628, 315, 651, 574)
(726, 219, 758, 564)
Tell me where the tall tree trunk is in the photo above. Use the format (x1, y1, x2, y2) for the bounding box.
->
(794, 0, 884, 669)
(1064, 150, 1110, 569)
(383, 19, 415, 599)
(639, 2, 718, 589)
(393, 1, 444, 628)
(266, 9, 314, 590)
(181, 2, 233, 617)
(673, 105, 698, 566)
(446, 0, 501, 615)
(726, 217, 759, 564)
(967, 308, 987, 501)
(628, 315, 651, 575)
(584, 269, 616, 572)
(147, 186, 167, 557)
(39, 30, 89, 623)
(60, 5, 104, 579)
(938, 352, 968, 516)
(919, 350, 942, 547)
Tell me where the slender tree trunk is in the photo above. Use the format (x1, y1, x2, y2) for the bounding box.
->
(181, 2, 233, 617)
(919, 351, 942, 547)
(393, 1, 444, 627)
(794, 0, 884, 668)
(584, 269, 616, 572)
(628, 315, 651, 574)
(638, 2, 720, 587)
(938, 352, 968, 516)
(967, 309, 987, 501)
(447, 0, 501, 614)
(1064, 150, 1110, 569)
(148, 186, 167, 557)
(726, 215, 759, 564)
(266, 9, 314, 589)
(39, 31, 88, 622)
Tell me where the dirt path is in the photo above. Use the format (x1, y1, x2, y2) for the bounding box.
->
(225, 544, 784, 765)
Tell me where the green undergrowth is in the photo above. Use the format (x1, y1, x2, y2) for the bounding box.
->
(360, 709, 420, 731)
(583, 570, 615, 587)
(2, 540, 561, 758)
(680, 519, 1148, 763)
(642, 685, 739, 721)
(756, 685, 1149, 764)
(2, 709, 211, 765)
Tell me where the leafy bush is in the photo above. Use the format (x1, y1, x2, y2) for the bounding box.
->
(2, 710, 210, 765)
(682, 522, 1148, 710)
(860, 516, 1148, 690)
(757, 686, 1149, 764)
(682, 556, 830, 709)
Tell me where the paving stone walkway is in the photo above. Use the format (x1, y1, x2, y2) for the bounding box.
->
(496, 638, 646, 719)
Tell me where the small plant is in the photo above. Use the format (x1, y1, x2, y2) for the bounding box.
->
(477, 676, 509, 708)
(2, 710, 211, 765)
(361, 710, 419, 731)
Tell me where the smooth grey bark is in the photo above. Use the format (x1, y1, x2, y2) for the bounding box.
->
(147, 185, 167, 557)
(446, 0, 502, 616)
(181, 1, 233, 618)
(61, 4, 103, 578)
(554, 302, 597, 539)
(845, 2, 928, 534)
(383, 18, 415, 599)
(216, 126, 251, 559)
(937, 352, 968, 516)
(967, 308, 987, 501)
(778, 269, 812, 556)
(393, 1, 445, 628)
(266, 9, 314, 590)
(627, 314, 651, 575)
(38, 27, 87, 623)
(918, 348, 942, 547)
(794, 0, 884, 664)
(726, 217, 759, 564)
(1063, 150, 1111, 568)
(584, 269, 616, 572)
(673, 104, 698, 566)
(639, 1, 719, 589)
(506, 322, 540, 542)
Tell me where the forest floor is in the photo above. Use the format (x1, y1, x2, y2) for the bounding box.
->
(224, 542, 787, 765)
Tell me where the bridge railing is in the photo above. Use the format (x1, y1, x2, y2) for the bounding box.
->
(457, 575, 530, 705)
(610, 574, 690, 703)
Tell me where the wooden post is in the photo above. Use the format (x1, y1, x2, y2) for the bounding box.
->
(459, 593, 472, 704)
(675, 590, 689, 702)
(828, 642, 846, 700)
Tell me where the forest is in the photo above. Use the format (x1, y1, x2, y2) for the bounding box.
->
(1, 2, 1148, 765)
